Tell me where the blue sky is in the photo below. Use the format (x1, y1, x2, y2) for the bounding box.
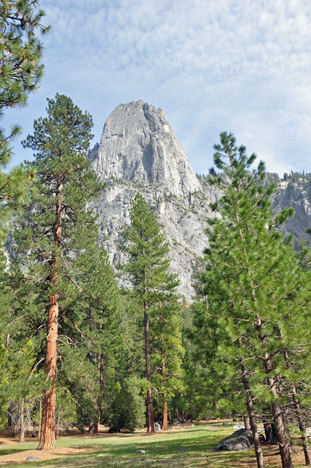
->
(3, 0, 311, 176)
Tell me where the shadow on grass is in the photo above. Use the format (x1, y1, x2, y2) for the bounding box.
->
(0, 426, 262, 468)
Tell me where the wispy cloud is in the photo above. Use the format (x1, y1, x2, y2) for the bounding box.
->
(3, 0, 311, 175)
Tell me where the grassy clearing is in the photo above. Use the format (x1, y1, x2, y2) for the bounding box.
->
(0, 424, 307, 468)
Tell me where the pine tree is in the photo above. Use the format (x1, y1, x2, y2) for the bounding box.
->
(13, 94, 103, 450)
(0, 0, 49, 241)
(199, 132, 311, 468)
(122, 193, 182, 432)
(59, 246, 122, 433)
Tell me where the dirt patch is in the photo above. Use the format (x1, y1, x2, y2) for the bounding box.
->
(0, 445, 97, 465)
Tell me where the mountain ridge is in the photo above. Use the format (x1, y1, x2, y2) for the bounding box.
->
(90, 101, 311, 301)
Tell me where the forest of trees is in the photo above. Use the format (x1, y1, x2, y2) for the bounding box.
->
(2, 3, 311, 468)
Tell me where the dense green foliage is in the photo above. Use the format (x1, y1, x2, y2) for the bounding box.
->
(1, 99, 311, 468)
(0, 0, 49, 241)
(191, 132, 311, 468)
(122, 194, 183, 429)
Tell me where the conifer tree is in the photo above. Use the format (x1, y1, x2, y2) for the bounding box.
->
(122, 193, 182, 432)
(59, 246, 122, 432)
(199, 132, 311, 468)
(14, 94, 103, 450)
(0, 0, 49, 241)
(151, 294, 184, 430)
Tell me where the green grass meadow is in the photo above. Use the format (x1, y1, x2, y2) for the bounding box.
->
(0, 424, 306, 468)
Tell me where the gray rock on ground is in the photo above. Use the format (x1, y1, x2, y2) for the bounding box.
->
(214, 429, 254, 451)
(154, 422, 161, 431)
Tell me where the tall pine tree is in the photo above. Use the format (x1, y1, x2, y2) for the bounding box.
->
(199, 132, 311, 468)
(122, 193, 182, 432)
(15, 94, 103, 449)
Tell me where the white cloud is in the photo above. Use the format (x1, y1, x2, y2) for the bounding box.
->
(2, 0, 311, 175)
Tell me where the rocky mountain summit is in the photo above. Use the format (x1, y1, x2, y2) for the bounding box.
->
(90, 101, 311, 301)
(89, 101, 218, 301)
(90, 100, 201, 197)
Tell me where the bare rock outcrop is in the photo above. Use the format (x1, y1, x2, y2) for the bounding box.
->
(90, 101, 217, 301)
(90, 101, 311, 301)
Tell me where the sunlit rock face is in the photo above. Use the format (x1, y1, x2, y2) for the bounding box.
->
(272, 180, 311, 243)
(89, 101, 217, 302)
(90, 100, 201, 197)
(89, 101, 311, 301)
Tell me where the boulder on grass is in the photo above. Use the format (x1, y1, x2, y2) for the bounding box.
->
(214, 429, 254, 452)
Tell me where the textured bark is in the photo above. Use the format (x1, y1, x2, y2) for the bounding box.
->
(38, 388, 56, 449)
(241, 362, 265, 468)
(258, 321, 293, 468)
(163, 401, 168, 431)
(144, 302, 154, 433)
(38, 181, 62, 450)
(19, 398, 25, 443)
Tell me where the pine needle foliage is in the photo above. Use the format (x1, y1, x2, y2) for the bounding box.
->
(197, 132, 311, 468)
(0, 0, 49, 238)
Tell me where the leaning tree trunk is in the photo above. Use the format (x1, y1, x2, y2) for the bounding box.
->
(144, 300, 155, 433)
(38, 181, 62, 450)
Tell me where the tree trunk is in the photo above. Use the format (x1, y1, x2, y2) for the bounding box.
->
(241, 362, 265, 468)
(56, 411, 60, 439)
(263, 418, 274, 443)
(163, 401, 168, 431)
(144, 302, 154, 433)
(284, 349, 310, 465)
(38, 398, 42, 440)
(95, 353, 104, 434)
(243, 416, 251, 430)
(19, 398, 25, 443)
(38, 388, 56, 449)
(38, 181, 62, 450)
(258, 321, 293, 468)
(162, 348, 168, 431)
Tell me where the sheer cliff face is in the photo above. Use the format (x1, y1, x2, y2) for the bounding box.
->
(273, 180, 311, 243)
(90, 101, 311, 301)
(90, 101, 216, 301)
(90, 100, 201, 198)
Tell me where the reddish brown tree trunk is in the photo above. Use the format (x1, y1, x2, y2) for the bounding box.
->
(144, 302, 154, 433)
(38, 181, 62, 450)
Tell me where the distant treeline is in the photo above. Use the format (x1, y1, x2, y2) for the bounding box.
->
(196, 171, 311, 184)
